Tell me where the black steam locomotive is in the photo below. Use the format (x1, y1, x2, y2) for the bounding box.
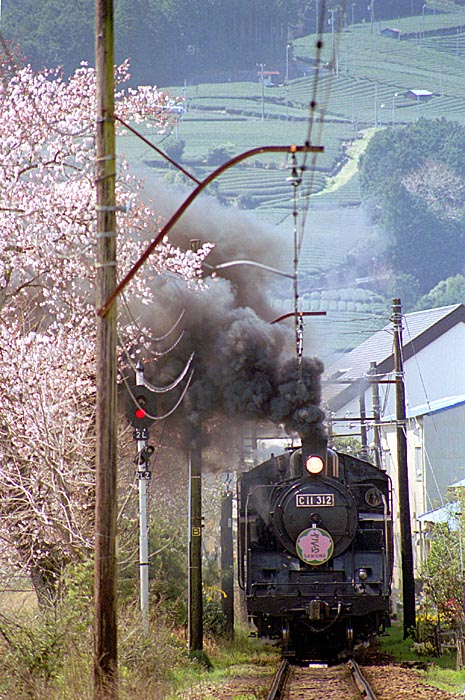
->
(237, 436, 393, 659)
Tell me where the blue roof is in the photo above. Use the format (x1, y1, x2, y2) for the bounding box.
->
(324, 304, 465, 411)
(418, 501, 460, 526)
(382, 394, 465, 421)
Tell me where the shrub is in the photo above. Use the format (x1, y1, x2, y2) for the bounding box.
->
(237, 193, 258, 209)
(163, 138, 186, 162)
(119, 603, 187, 681)
(0, 597, 92, 698)
(206, 145, 233, 166)
(202, 593, 226, 637)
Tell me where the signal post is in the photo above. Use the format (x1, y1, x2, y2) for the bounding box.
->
(126, 361, 156, 631)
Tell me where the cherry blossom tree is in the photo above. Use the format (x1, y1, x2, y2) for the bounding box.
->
(0, 56, 211, 604)
(402, 159, 465, 222)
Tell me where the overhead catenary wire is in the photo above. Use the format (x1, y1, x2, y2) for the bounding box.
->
(119, 326, 185, 361)
(120, 343, 194, 392)
(121, 293, 187, 343)
(278, 0, 347, 360)
(296, 0, 346, 259)
(123, 368, 194, 421)
(403, 315, 435, 415)
(119, 343, 194, 394)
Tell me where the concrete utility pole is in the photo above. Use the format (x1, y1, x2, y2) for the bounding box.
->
(221, 476, 234, 639)
(369, 361, 382, 470)
(391, 299, 416, 638)
(94, 0, 118, 698)
(188, 422, 203, 656)
(359, 382, 369, 459)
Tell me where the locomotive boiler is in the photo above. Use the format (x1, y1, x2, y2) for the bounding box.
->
(237, 435, 393, 659)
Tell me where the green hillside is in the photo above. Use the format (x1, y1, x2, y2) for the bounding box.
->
(118, 2, 465, 360)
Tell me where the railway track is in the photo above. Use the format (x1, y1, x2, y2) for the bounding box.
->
(267, 658, 377, 700)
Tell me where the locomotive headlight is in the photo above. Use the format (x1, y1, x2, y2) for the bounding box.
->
(305, 455, 324, 475)
(358, 568, 369, 581)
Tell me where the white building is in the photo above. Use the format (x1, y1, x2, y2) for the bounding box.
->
(323, 303, 465, 587)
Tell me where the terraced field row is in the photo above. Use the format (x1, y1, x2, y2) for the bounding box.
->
(118, 5, 465, 354)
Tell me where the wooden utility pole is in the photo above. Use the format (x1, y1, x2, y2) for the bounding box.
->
(391, 298, 416, 638)
(95, 0, 118, 697)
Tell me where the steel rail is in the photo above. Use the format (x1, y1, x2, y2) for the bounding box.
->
(266, 659, 290, 700)
(347, 659, 378, 700)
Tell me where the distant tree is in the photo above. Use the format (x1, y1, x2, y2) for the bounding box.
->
(3, 0, 300, 86)
(206, 144, 232, 165)
(206, 144, 234, 166)
(360, 119, 465, 294)
(381, 273, 421, 312)
(114, 0, 166, 84)
(237, 192, 258, 209)
(2, 0, 94, 77)
(164, 138, 186, 162)
(402, 159, 465, 222)
(2, 0, 432, 86)
(415, 275, 465, 311)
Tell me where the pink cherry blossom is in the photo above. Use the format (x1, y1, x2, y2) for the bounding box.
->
(0, 56, 211, 601)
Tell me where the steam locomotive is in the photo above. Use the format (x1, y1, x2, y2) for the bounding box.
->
(237, 435, 393, 659)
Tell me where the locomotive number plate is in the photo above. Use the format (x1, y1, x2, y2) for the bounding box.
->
(296, 494, 334, 507)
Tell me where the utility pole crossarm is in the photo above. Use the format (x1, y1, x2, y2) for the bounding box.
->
(97, 144, 323, 318)
(272, 311, 326, 324)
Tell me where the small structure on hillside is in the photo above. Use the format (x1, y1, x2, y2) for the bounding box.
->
(381, 28, 401, 39)
(405, 89, 434, 101)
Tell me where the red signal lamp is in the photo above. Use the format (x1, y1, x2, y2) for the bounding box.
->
(125, 386, 156, 429)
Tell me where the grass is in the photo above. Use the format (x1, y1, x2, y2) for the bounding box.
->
(165, 631, 279, 700)
(378, 621, 465, 695)
(0, 588, 37, 613)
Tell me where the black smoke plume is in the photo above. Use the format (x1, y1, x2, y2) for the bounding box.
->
(137, 177, 326, 442)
